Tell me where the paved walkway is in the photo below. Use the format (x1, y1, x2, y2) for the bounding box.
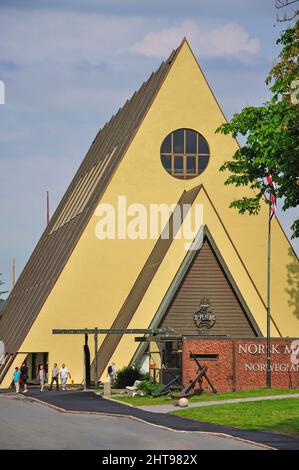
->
(136, 393, 299, 413)
(1, 395, 259, 450)
(2, 390, 298, 450)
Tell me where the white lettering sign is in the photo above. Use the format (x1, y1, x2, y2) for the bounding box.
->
(239, 341, 299, 373)
(238, 343, 282, 355)
(245, 362, 299, 372)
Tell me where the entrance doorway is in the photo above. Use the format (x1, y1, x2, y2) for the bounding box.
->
(148, 338, 182, 385)
(25, 353, 48, 384)
(161, 340, 182, 385)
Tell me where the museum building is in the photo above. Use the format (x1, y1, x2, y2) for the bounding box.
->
(0, 39, 298, 391)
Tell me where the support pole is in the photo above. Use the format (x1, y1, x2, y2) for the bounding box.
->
(94, 328, 98, 390)
(46, 190, 50, 226)
(266, 204, 271, 388)
(83, 334, 87, 391)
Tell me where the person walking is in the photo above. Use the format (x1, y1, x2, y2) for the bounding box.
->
(49, 363, 59, 391)
(13, 367, 21, 393)
(20, 363, 29, 393)
(107, 363, 116, 384)
(60, 363, 71, 391)
(38, 365, 45, 391)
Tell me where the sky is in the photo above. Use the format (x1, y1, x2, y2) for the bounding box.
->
(0, 0, 298, 295)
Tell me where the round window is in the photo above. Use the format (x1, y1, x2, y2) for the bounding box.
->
(160, 129, 210, 180)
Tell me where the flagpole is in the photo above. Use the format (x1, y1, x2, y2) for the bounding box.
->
(12, 258, 16, 289)
(46, 190, 50, 226)
(266, 201, 271, 389)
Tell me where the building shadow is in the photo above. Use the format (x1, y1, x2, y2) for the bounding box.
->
(268, 417, 299, 439)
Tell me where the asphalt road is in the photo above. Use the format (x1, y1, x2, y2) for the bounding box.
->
(0, 395, 261, 450)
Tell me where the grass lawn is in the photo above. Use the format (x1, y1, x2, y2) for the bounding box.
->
(172, 398, 299, 437)
(112, 388, 299, 406)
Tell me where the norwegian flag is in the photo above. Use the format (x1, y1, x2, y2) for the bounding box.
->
(266, 174, 276, 221)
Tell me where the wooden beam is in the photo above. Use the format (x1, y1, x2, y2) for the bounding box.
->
(52, 328, 174, 335)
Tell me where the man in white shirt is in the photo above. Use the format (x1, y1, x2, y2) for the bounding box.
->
(60, 363, 71, 391)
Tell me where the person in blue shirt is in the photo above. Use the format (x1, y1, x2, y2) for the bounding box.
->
(13, 367, 21, 393)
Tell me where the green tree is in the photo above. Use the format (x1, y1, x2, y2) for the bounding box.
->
(216, 17, 299, 238)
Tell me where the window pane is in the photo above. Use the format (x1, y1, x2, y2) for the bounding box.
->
(198, 135, 209, 154)
(161, 155, 172, 173)
(186, 130, 197, 153)
(173, 129, 184, 153)
(161, 134, 171, 153)
(186, 156, 196, 173)
(198, 155, 209, 173)
(160, 129, 210, 180)
(174, 155, 184, 173)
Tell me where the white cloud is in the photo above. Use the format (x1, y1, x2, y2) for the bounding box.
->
(0, 10, 260, 67)
(0, 9, 145, 66)
(132, 21, 260, 60)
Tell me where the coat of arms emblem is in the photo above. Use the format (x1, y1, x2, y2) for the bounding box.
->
(194, 299, 216, 333)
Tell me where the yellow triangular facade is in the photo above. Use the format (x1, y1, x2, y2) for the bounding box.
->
(1, 40, 297, 388)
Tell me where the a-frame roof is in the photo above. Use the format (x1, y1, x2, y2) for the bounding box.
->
(0, 299, 5, 316)
(0, 43, 183, 356)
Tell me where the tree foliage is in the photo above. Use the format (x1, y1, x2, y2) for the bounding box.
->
(216, 17, 299, 238)
(276, 0, 299, 23)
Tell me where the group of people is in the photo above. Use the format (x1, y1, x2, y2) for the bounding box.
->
(12, 361, 116, 392)
(13, 362, 71, 393)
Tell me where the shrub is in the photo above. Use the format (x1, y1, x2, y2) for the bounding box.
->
(114, 364, 146, 389)
(137, 380, 163, 396)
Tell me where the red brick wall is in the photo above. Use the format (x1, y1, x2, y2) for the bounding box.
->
(182, 338, 299, 392)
